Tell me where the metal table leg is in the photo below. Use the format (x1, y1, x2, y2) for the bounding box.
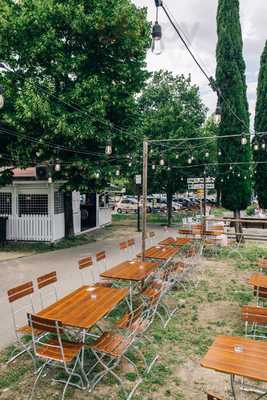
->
(231, 374, 237, 400)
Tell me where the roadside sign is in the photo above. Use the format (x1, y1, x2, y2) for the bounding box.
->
(187, 177, 215, 184)
(196, 189, 204, 198)
(188, 183, 215, 190)
(135, 175, 142, 185)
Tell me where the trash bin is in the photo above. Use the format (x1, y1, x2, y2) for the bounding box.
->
(0, 216, 8, 244)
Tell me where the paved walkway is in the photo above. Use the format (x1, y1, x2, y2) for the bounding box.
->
(0, 225, 173, 350)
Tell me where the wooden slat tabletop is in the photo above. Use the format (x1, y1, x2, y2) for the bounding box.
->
(100, 259, 160, 282)
(159, 237, 192, 247)
(38, 285, 128, 330)
(201, 336, 267, 382)
(137, 245, 179, 260)
(249, 273, 267, 288)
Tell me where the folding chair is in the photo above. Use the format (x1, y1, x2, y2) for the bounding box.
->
(78, 256, 112, 288)
(127, 238, 136, 257)
(7, 281, 38, 367)
(119, 241, 129, 258)
(37, 271, 58, 309)
(87, 319, 144, 399)
(95, 251, 113, 287)
(241, 305, 267, 339)
(27, 314, 87, 400)
(149, 231, 156, 246)
(115, 302, 159, 374)
(207, 394, 224, 400)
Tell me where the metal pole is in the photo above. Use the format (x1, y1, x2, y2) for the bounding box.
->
(142, 140, 148, 261)
(137, 185, 141, 232)
(203, 167, 207, 232)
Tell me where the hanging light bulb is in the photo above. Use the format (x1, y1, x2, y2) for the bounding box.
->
(241, 135, 247, 145)
(126, 154, 130, 159)
(95, 171, 100, 179)
(229, 165, 233, 171)
(160, 157, 165, 166)
(221, 178, 224, 183)
(167, 166, 171, 171)
(237, 173, 240, 177)
(152, 163, 156, 170)
(205, 151, 209, 158)
(105, 139, 112, 155)
(128, 162, 132, 167)
(175, 154, 179, 159)
(151, 21, 162, 55)
(0, 85, 4, 109)
(254, 142, 259, 151)
(55, 159, 61, 172)
(212, 102, 222, 125)
(218, 149, 222, 156)
(227, 176, 230, 180)
(261, 142, 266, 150)
(115, 169, 120, 176)
(48, 174, 53, 184)
(244, 176, 247, 180)
(188, 157, 192, 165)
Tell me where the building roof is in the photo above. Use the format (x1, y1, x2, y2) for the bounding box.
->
(13, 167, 37, 178)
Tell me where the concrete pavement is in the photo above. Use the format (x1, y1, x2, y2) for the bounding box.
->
(0, 225, 172, 350)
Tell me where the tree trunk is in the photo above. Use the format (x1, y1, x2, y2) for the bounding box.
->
(64, 191, 74, 237)
(167, 191, 173, 227)
(216, 188, 221, 207)
(234, 209, 244, 243)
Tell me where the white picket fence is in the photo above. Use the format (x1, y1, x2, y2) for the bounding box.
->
(6, 215, 53, 241)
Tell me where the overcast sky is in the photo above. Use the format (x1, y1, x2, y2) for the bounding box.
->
(132, 0, 267, 124)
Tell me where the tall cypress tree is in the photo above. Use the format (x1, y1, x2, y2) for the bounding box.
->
(254, 41, 267, 209)
(216, 0, 251, 231)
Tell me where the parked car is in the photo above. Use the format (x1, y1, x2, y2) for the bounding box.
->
(115, 198, 152, 214)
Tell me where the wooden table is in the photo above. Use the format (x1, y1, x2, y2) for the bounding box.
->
(201, 336, 267, 399)
(137, 245, 179, 261)
(38, 285, 128, 330)
(159, 237, 192, 247)
(100, 259, 160, 282)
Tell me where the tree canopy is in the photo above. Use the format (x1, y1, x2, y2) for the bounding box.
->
(216, 0, 251, 213)
(254, 41, 267, 209)
(137, 70, 209, 224)
(0, 0, 150, 190)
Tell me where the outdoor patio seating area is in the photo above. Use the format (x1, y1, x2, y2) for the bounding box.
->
(5, 228, 206, 399)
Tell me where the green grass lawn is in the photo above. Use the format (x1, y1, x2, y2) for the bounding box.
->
(0, 242, 264, 399)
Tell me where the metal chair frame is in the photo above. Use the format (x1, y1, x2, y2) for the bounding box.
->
(37, 271, 59, 309)
(78, 256, 97, 286)
(7, 281, 39, 368)
(28, 313, 88, 400)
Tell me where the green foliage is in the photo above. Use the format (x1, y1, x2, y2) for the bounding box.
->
(254, 41, 267, 208)
(216, 0, 251, 211)
(245, 204, 256, 216)
(137, 71, 208, 225)
(0, 0, 150, 191)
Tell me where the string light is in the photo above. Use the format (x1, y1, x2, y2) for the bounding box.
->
(160, 157, 165, 166)
(205, 151, 209, 158)
(55, 159, 61, 172)
(95, 171, 100, 179)
(128, 162, 132, 167)
(175, 154, 179, 159)
(241, 136, 247, 145)
(167, 166, 171, 171)
(188, 157, 192, 164)
(152, 163, 156, 170)
(254, 143, 259, 151)
(261, 142, 266, 150)
(115, 169, 120, 176)
(229, 165, 233, 171)
(218, 149, 222, 156)
(105, 139, 112, 156)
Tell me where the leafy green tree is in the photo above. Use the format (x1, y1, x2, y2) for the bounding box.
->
(254, 41, 267, 209)
(216, 0, 251, 237)
(138, 71, 207, 226)
(0, 0, 150, 234)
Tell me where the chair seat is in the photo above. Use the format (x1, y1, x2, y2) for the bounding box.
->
(95, 281, 113, 288)
(142, 286, 160, 300)
(90, 332, 130, 357)
(36, 338, 83, 363)
(17, 325, 43, 336)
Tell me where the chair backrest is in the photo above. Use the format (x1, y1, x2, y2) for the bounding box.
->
(7, 281, 34, 303)
(242, 305, 267, 324)
(27, 313, 66, 363)
(96, 251, 106, 262)
(78, 256, 95, 285)
(37, 271, 57, 289)
(128, 239, 135, 247)
(207, 394, 224, 400)
(149, 231, 155, 238)
(37, 271, 58, 309)
(119, 241, 128, 251)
